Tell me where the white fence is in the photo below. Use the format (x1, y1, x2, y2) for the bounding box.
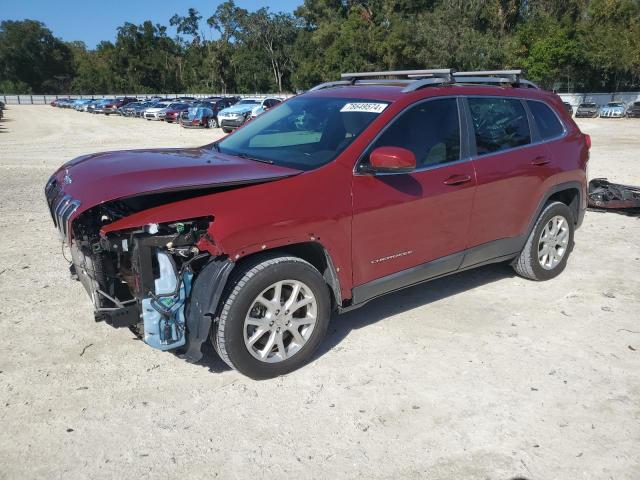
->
(0, 93, 294, 105)
(2, 91, 638, 107)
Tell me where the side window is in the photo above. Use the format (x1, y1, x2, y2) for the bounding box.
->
(468, 98, 531, 155)
(527, 100, 564, 140)
(368, 98, 460, 167)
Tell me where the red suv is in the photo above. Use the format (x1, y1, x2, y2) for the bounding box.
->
(45, 69, 589, 379)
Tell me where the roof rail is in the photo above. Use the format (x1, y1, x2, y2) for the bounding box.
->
(340, 69, 454, 80)
(309, 68, 539, 92)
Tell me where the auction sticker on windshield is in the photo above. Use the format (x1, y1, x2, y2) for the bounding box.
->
(340, 102, 388, 114)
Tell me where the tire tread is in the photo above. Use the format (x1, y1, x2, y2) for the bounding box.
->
(214, 256, 316, 372)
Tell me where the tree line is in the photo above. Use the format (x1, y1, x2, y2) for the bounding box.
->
(1, 0, 639, 94)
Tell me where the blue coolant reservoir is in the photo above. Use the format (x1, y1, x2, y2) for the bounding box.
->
(141, 250, 192, 350)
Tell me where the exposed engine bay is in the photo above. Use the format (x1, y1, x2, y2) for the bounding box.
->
(45, 176, 233, 360)
(72, 207, 212, 349)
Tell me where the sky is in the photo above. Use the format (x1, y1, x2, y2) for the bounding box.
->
(1, 0, 302, 48)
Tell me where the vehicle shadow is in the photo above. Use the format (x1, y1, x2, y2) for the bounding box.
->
(193, 341, 232, 373)
(313, 262, 515, 360)
(193, 261, 515, 373)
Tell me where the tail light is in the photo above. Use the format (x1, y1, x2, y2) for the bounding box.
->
(584, 134, 591, 149)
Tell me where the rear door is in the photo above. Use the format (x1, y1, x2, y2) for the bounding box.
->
(351, 97, 476, 287)
(465, 96, 552, 251)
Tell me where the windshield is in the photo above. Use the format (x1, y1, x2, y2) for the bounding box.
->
(238, 99, 260, 105)
(607, 102, 623, 107)
(217, 96, 389, 171)
(579, 103, 596, 108)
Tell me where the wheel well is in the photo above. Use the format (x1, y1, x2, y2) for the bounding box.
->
(235, 242, 341, 308)
(547, 188, 580, 223)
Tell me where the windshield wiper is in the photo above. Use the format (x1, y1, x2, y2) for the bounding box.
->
(235, 152, 274, 164)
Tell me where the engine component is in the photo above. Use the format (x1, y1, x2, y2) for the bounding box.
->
(142, 250, 193, 350)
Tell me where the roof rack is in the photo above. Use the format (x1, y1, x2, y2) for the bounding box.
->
(309, 68, 539, 92)
(341, 68, 455, 80)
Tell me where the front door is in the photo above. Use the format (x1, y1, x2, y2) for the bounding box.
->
(351, 97, 476, 291)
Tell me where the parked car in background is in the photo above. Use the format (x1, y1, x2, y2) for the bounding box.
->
(120, 101, 146, 117)
(626, 101, 640, 118)
(562, 102, 573, 116)
(82, 99, 100, 112)
(162, 103, 191, 123)
(73, 99, 93, 111)
(56, 98, 75, 108)
(179, 105, 216, 128)
(104, 97, 138, 115)
(192, 97, 237, 128)
(599, 102, 627, 118)
(575, 102, 599, 118)
(87, 99, 112, 114)
(250, 97, 282, 120)
(217, 97, 281, 133)
(143, 101, 172, 120)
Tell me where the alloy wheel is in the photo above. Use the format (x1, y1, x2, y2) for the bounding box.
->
(537, 215, 569, 270)
(243, 280, 317, 363)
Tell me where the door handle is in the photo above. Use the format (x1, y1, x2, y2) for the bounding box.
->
(443, 174, 472, 186)
(531, 156, 550, 166)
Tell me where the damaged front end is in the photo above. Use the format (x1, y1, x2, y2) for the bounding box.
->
(45, 177, 232, 361)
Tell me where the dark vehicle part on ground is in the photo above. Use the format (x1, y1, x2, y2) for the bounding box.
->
(588, 178, 640, 214)
(45, 68, 589, 378)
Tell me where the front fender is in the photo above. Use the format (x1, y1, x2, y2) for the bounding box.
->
(181, 258, 234, 363)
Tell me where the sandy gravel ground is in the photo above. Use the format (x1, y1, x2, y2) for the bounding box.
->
(0, 106, 639, 480)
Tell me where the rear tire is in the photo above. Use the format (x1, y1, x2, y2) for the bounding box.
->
(513, 201, 575, 281)
(212, 256, 331, 379)
(208, 117, 219, 128)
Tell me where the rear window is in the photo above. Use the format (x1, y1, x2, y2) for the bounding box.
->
(579, 103, 596, 108)
(527, 101, 564, 140)
(468, 98, 531, 155)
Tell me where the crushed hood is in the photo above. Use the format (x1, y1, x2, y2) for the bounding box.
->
(49, 146, 301, 217)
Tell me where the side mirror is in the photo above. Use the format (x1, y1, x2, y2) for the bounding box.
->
(368, 146, 416, 174)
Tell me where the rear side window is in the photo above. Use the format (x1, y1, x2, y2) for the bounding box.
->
(468, 98, 531, 155)
(369, 98, 460, 167)
(527, 101, 564, 140)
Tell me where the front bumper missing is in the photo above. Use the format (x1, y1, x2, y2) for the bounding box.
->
(45, 178, 235, 360)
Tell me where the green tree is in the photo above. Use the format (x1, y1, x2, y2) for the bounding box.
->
(0, 20, 74, 93)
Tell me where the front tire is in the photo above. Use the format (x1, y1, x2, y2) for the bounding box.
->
(513, 201, 575, 281)
(208, 117, 218, 128)
(212, 256, 331, 379)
